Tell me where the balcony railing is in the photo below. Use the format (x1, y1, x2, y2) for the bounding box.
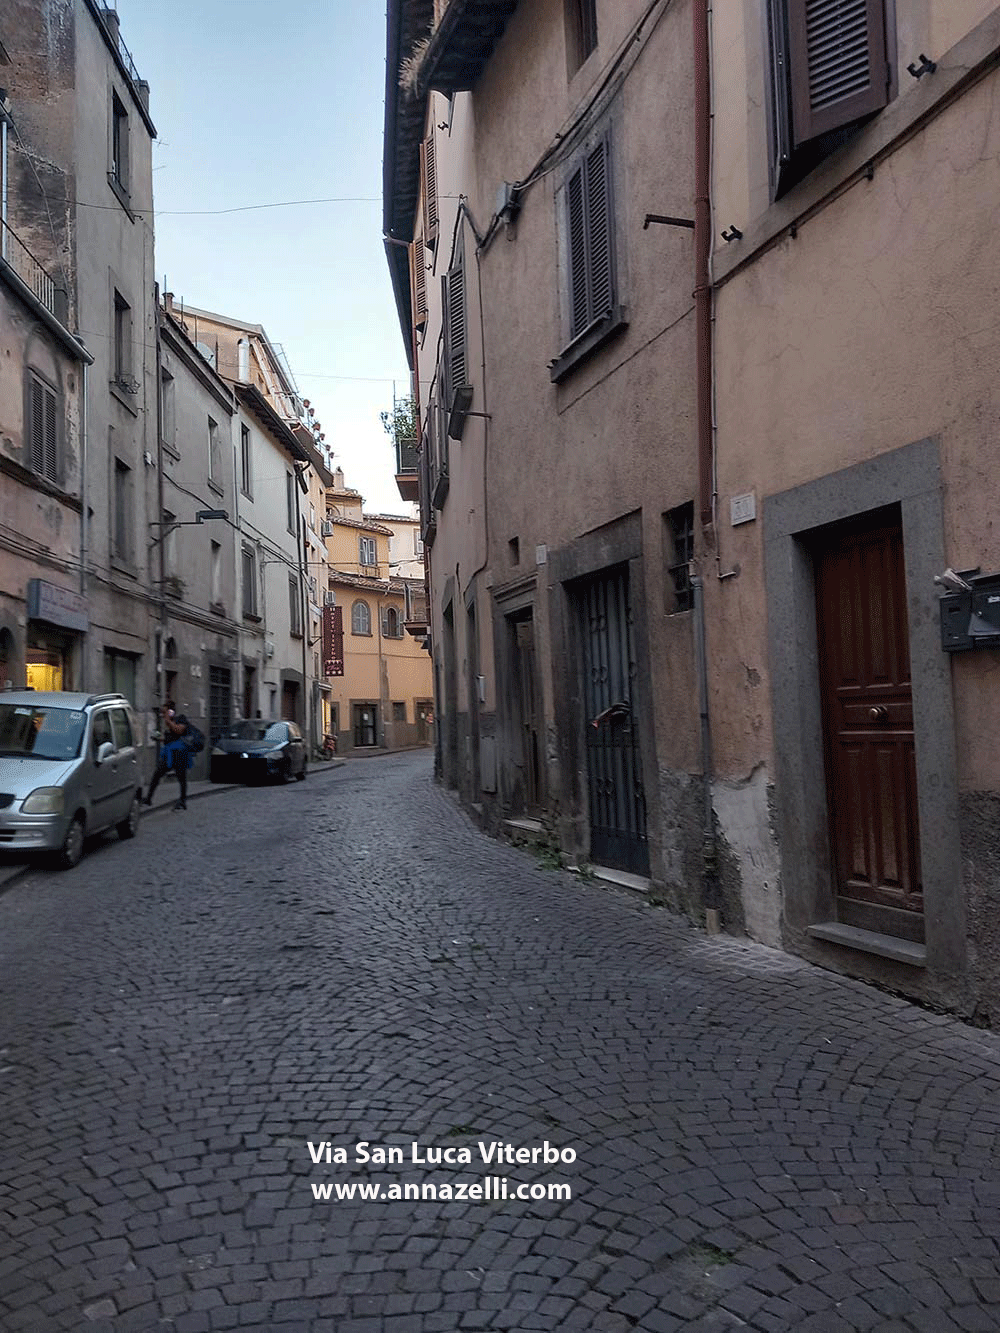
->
(1, 219, 68, 323)
(395, 434, 418, 475)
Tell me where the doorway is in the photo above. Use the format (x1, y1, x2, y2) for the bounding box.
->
(508, 609, 542, 813)
(814, 510, 923, 937)
(575, 565, 649, 875)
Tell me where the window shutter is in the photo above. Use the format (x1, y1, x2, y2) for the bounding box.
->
(443, 253, 467, 405)
(585, 138, 613, 323)
(566, 136, 613, 342)
(30, 378, 44, 474)
(411, 240, 428, 328)
(786, 0, 889, 144)
(43, 384, 56, 479)
(421, 133, 438, 248)
(567, 164, 589, 339)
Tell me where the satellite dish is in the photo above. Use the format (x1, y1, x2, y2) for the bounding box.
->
(195, 341, 216, 368)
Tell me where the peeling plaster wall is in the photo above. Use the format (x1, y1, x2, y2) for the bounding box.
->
(713, 766, 782, 947)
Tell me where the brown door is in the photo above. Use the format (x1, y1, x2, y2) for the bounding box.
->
(815, 514, 922, 935)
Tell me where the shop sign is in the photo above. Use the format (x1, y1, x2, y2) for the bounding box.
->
(26, 579, 89, 632)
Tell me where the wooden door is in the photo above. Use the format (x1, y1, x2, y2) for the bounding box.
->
(511, 613, 542, 813)
(578, 567, 649, 876)
(815, 516, 922, 931)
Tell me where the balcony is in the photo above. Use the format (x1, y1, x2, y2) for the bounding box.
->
(1, 219, 69, 324)
(394, 434, 419, 502)
(404, 588, 429, 636)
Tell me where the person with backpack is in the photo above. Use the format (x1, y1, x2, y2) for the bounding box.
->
(143, 700, 196, 811)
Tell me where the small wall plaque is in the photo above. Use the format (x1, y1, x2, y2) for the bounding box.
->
(730, 492, 756, 526)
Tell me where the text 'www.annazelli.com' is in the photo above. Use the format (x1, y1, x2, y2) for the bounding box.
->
(310, 1178, 572, 1202)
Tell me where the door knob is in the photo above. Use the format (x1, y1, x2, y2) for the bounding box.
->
(869, 706, 888, 722)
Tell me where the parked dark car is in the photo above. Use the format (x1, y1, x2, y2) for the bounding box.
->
(209, 720, 307, 785)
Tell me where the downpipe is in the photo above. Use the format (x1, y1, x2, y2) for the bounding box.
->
(691, 567, 720, 932)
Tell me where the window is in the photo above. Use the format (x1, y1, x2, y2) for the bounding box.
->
(384, 607, 401, 638)
(665, 502, 694, 613)
(286, 472, 296, 533)
(767, 0, 891, 198)
(113, 291, 132, 387)
(566, 0, 598, 72)
(240, 423, 252, 497)
(160, 369, 176, 453)
(111, 92, 129, 195)
(110, 707, 133, 750)
(351, 600, 372, 636)
(413, 528, 424, 555)
(210, 540, 222, 604)
(289, 575, 302, 637)
(392, 702, 406, 723)
(103, 649, 136, 701)
(27, 371, 57, 482)
(550, 130, 624, 382)
(113, 459, 131, 561)
(241, 544, 258, 617)
(208, 417, 220, 484)
(359, 535, 376, 567)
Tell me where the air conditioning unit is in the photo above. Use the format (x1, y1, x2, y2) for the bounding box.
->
(323, 591, 336, 606)
(321, 520, 333, 537)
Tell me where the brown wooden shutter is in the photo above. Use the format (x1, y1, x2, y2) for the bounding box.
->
(787, 0, 889, 143)
(567, 164, 588, 339)
(30, 378, 44, 474)
(29, 376, 57, 480)
(421, 133, 438, 249)
(411, 240, 428, 330)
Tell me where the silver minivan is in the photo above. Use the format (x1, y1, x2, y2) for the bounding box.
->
(0, 691, 142, 868)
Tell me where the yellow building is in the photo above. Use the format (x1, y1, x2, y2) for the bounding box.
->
(323, 471, 432, 752)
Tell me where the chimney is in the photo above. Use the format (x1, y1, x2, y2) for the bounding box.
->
(102, 8, 121, 47)
(163, 291, 175, 314)
(135, 79, 150, 111)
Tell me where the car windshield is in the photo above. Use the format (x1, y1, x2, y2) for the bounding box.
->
(0, 704, 86, 760)
(223, 721, 288, 743)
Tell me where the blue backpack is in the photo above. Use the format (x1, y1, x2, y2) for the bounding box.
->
(184, 724, 206, 754)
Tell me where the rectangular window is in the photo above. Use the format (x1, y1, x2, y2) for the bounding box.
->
(241, 544, 257, 617)
(208, 416, 220, 483)
(768, 0, 891, 198)
(289, 574, 302, 637)
(286, 472, 296, 533)
(566, 0, 598, 72)
(111, 92, 129, 194)
(359, 535, 376, 567)
(160, 369, 176, 452)
(392, 701, 406, 723)
(665, 502, 694, 613)
(113, 459, 131, 561)
(113, 291, 132, 386)
(27, 372, 58, 482)
(240, 423, 252, 497)
(210, 540, 222, 603)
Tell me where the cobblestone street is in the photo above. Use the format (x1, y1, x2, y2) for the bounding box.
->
(2, 750, 1000, 1332)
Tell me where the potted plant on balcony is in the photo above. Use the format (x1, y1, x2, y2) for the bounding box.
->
(381, 397, 418, 474)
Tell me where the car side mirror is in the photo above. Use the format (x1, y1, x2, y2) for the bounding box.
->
(96, 740, 115, 764)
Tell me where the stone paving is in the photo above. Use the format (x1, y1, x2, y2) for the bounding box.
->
(2, 749, 1000, 1332)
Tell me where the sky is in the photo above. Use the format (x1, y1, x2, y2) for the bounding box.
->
(116, 0, 411, 515)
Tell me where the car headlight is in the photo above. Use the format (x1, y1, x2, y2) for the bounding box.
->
(21, 787, 65, 815)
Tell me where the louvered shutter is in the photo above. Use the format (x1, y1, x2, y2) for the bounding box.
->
(29, 376, 57, 481)
(567, 165, 589, 339)
(421, 133, 438, 249)
(585, 138, 613, 324)
(443, 253, 467, 407)
(567, 136, 614, 341)
(411, 240, 428, 330)
(786, 0, 889, 144)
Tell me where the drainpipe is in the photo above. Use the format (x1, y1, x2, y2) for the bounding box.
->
(78, 349, 89, 690)
(693, 0, 720, 929)
(293, 462, 309, 739)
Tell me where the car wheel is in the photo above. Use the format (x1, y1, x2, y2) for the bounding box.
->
(55, 814, 85, 870)
(295, 763, 307, 781)
(116, 793, 140, 841)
